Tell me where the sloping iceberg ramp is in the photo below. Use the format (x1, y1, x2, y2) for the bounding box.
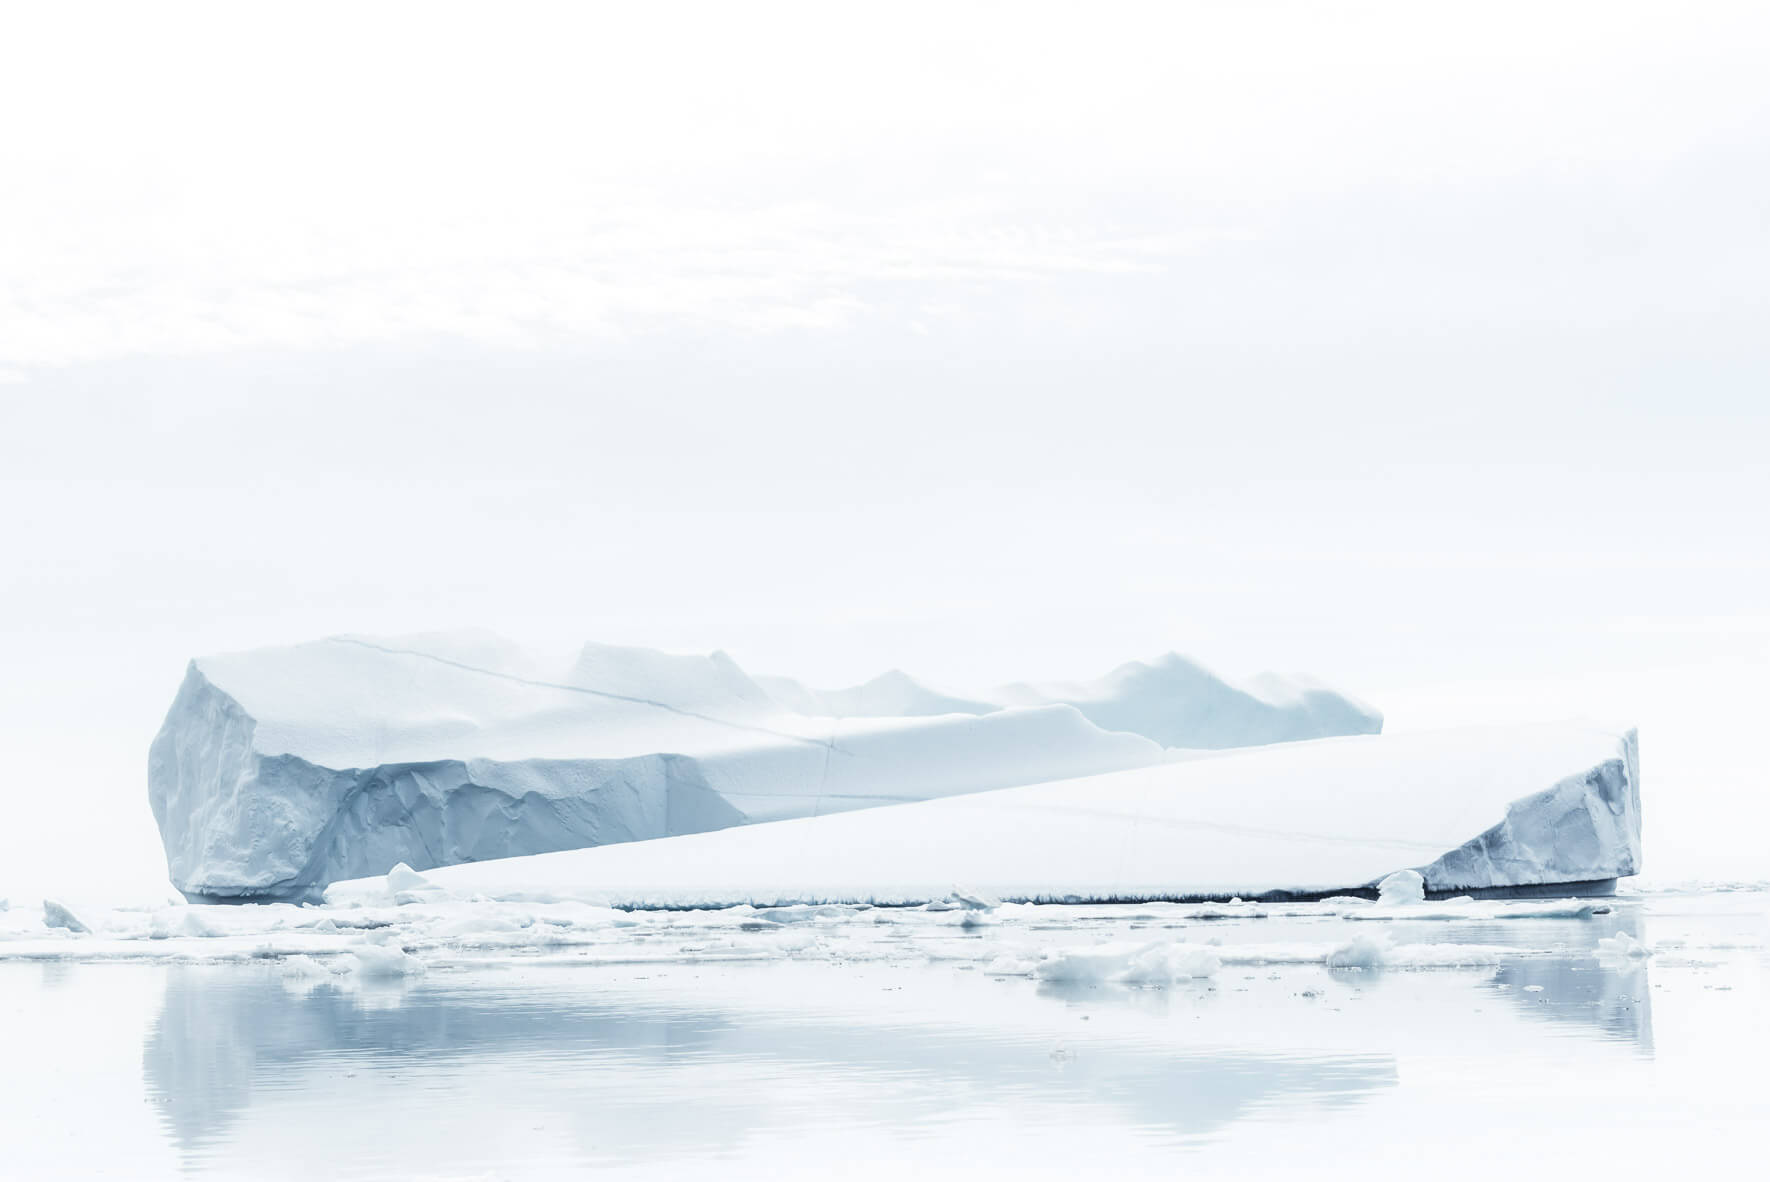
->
(329, 722, 1641, 907)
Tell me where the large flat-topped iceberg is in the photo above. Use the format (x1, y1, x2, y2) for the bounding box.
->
(328, 722, 1641, 908)
(150, 632, 1380, 901)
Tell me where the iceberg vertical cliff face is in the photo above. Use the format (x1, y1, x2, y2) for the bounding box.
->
(148, 655, 769, 900)
(1421, 730, 1642, 890)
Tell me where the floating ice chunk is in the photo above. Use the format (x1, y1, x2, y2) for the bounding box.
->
(281, 954, 346, 979)
(1034, 940, 1220, 985)
(1120, 943, 1221, 984)
(1326, 934, 1389, 968)
(949, 887, 1000, 911)
(1376, 869, 1425, 906)
(346, 943, 426, 978)
(1596, 930, 1652, 960)
(42, 900, 89, 934)
(1034, 942, 1142, 984)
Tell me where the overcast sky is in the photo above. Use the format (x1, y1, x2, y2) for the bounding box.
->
(3, 1, 1767, 896)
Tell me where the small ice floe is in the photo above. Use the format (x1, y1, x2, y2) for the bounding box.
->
(1596, 930, 1652, 960)
(948, 886, 1000, 912)
(281, 953, 347, 980)
(935, 888, 1000, 929)
(1033, 941, 1220, 986)
(941, 891, 998, 927)
(1120, 943, 1221, 984)
(42, 900, 90, 934)
(1031, 942, 1141, 984)
(1326, 934, 1389, 969)
(346, 942, 426, 979)
(1376, 869, 1426, 907)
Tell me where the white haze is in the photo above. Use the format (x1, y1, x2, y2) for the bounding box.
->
(1, 1, 1766, 896)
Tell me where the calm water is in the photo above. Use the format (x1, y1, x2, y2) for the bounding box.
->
(3, 890, 1765, 1180)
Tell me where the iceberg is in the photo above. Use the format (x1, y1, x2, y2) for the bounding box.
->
(155, 632, 1377, 900)
(326, 721, 1641, 908)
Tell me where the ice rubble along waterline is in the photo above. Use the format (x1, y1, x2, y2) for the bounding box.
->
(147, 631, 1380, 901)
(327, 720, 1641, 908)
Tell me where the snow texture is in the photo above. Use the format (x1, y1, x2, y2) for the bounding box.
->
(987, 654, 1383, 749)
(326, 721, 1642, 909)
(762, 653, 1383, 748)
(148, 632, 1375, 900)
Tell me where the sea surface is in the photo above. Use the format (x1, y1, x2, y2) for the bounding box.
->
(2, 888, 1764, 1180)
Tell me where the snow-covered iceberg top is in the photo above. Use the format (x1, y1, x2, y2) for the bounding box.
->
(148, 632, 1379, 900)
(327, 721, 1641, 908)
(760, 652, 1382, 748)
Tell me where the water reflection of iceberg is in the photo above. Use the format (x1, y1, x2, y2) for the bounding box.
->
(1488, 909, 1654, 1050)
(142, 967, 1399, 1165)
